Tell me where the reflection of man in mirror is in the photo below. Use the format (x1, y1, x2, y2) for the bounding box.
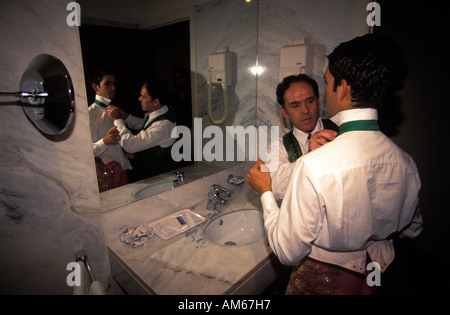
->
(171, 66, 192, 128)
(107, 79, 177, 181)
(88, 68, 132, 192)
(266, 74, 338, 200)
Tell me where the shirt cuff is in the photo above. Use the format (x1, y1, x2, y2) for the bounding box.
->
(261, 190, 275, 202)
(94, 139, 107, 157)
(114, 119, 126, 128)
(98, 138, 106, 148)
(260, 191, 278, 215)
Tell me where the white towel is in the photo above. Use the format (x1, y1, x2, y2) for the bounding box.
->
(72, 262, 89, 295)
(120, 225, 154, 247)
(72, 261, 106, 295)
(89, 281, 106, 295)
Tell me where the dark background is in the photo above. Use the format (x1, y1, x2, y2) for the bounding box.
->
(79, 20, 190, 118)
(374, 1, 449, 294)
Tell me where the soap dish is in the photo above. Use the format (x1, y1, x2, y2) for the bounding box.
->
(147, 209, 206, 240)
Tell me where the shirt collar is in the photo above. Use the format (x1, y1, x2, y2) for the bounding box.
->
(95, 94, 112, 107)
(330, 108, 378, 126)
(292, 119, 323, 146)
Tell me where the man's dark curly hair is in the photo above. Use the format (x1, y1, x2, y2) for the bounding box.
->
(143, 79, 171, 105)
(89, 67, 116, 86)
(327, 34, 408, 109)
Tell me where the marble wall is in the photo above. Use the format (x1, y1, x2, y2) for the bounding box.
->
(0, 0, 108, 294)
(194, 0, 364, 130)
(195, 0, 258, 129)
(256, 0, 363, 128)
(194, 0, 365, 152)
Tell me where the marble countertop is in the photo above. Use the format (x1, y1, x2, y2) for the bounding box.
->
(100, 162, 226, 213)
(104, 162, 277, 295)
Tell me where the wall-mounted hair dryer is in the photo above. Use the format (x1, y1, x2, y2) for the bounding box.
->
(207, 47, 232, 125)
(279, 42, 313, 133)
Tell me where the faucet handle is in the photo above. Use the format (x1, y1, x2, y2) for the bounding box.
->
(175, 171, 186, 185)
(207, 184, 232, 210)
(211, 184, 232, 198)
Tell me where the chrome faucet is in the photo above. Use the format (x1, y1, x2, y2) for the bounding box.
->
(206, 184, 232, 211)
(173, 171, 186, 188)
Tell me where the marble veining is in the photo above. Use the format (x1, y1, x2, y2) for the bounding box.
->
(195, 0, 258, 128)
(100, 162, 224, 212)
(0, 0, 108, 294)
(257, 0, 359, 131)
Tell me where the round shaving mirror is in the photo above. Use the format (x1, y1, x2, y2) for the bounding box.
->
(0, 54, 75, 137)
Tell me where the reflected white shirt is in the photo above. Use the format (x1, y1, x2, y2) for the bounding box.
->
(268, 119, 324, 200)
(88, 95, 132, 170)
(114, 105, 176, 154)
(261, 108, 423, 273)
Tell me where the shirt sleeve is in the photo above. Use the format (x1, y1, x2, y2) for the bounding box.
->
(262, 159, 323, 266)
(399, 160, 423, 239)
(89, 110, 108, 157)
(123, 114, 144, 130)
(266, 138, 291, 200)
(271, 163, 294, 201)
(92, 139, 107, 157)
(114, 119, 175, 154)
(399, 202, 423, 238)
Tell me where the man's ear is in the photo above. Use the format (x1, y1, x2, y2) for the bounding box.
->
(153, 98, 164, 109)
(338, 79, 351, 102)
(92, 82, 99, 93)
(280, 106, 289, 119)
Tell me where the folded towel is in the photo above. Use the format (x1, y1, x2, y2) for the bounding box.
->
(120, 225, 154, 247)
(89, 281, 106, 295)
(72, 262, 89, 295)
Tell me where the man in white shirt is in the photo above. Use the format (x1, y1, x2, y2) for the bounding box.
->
(88, 68, 132, 192)
(267, 74, 338, 200)
(107, 79, 177, 181)
(247, 34, 423, 295)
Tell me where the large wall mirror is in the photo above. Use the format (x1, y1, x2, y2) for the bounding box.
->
(79, 0, 258, 213)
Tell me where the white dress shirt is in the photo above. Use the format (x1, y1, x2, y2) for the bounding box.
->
(261, 108, 423, 274)
(88, 95, 132, 170)
(268, 119, 324, 200)
(114, 105, 176, 154)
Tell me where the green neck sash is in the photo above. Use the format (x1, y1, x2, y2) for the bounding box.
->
(338, 120, 379, 136)
(282, 130, 303, 163)
(94, 99, 107, 108)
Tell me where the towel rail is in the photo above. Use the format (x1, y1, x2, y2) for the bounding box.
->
(74, 250, 95, 283)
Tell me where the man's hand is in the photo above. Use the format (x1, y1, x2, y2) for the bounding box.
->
(309, 129, 337, 151)
(107, 105, 128, 121)
(247, 158, 272, 196)
(103, 126, 120, 145)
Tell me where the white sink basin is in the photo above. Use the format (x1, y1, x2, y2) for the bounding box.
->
(204, 210, 265, 246)
(135, 181, 174, 200)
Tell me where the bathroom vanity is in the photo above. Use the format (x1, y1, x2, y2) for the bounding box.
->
(100, 162, 224, 213)
(103, 162, 280, 295)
